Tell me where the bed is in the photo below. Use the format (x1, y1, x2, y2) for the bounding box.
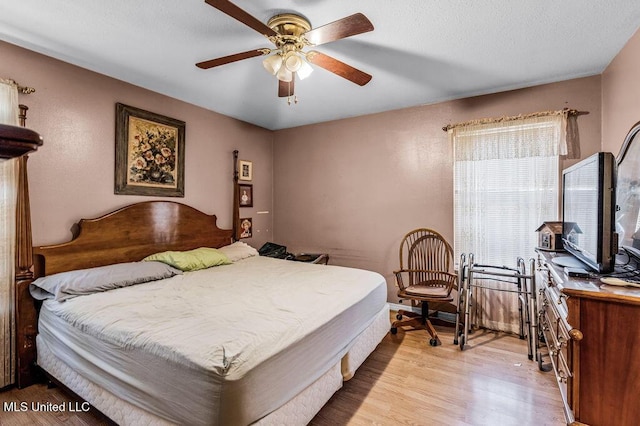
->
(21, 201, 389, 425)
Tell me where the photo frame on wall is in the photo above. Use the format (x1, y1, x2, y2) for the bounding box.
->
(239, 160, 253, 181)
(239, 183, 253, 207)
(115, 103, 185, 197)
(240, 217, 253, 239)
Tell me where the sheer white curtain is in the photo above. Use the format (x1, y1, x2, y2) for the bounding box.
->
(0, 78, 20, 387)
(452, 115, 564, 333)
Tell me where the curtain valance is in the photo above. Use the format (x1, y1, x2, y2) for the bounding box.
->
(445, 108, 583, 160)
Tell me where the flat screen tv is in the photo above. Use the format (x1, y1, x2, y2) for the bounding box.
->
(561, 152, 617, 273)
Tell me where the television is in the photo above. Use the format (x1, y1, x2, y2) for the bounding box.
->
(560, 152, 617, 273)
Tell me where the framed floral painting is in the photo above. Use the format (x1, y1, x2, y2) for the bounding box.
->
(115, 103, 185, 197)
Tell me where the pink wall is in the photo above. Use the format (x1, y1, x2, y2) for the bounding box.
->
(602, 28, 640, 156)
(273, 77, 602, 302)
(0, 41, 274, 247)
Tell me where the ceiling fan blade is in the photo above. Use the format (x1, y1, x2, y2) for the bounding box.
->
(304, 13, 373, 46)
(306, 51, 372, 86)
(205, 0, 277, 38)
(278, 77, 295, 98)
(196, 49, 268, 69)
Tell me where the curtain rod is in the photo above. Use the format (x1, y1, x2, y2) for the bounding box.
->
(1, 78, 36, 94)
(442, 108, 588, 132)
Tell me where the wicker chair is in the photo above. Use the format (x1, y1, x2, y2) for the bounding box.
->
(390, 228, 457, 346)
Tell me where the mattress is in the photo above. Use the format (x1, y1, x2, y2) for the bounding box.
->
(37, 256, 387, 425)
(37, 305, 390, 426)
(37, 336, 345, 426)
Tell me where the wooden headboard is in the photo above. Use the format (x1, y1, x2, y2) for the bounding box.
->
(33, 201, 233, 276)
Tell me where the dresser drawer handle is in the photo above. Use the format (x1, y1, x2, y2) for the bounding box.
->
(569, 328, 583, 341)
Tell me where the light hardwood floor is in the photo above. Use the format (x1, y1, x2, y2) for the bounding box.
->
(0, 323, 566, 426)
(312, 326, 565, 426)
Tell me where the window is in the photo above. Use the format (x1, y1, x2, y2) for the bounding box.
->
(451, 115, 563, 332)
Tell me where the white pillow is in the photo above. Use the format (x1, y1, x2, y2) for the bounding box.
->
(218, 241, 259, 262)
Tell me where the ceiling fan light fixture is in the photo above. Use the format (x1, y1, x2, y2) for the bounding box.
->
(262, 54, 283, 75)
(297, 59, 313, 80)
(284, 53, 303, 72)
(276, 65, 293, 82)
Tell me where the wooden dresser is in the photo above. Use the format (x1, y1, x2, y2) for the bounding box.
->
(537, 250, 640, 425)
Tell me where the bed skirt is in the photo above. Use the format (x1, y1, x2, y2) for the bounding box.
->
(37, 303, 390, 425)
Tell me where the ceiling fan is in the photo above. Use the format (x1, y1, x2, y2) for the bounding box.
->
(196, 0, 374, 101)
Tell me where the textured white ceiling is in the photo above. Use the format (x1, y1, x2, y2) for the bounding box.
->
(1, 1, 639, 130)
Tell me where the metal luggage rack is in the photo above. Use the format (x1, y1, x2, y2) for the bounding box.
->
(454, 253, 539, 360)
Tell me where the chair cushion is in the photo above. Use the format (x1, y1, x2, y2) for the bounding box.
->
(404, 285, 450, 298)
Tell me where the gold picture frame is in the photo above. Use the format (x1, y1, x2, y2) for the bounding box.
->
(115, 103, 185, 197)
(240, 217, 253, 239)
(239, 160, 253, 181)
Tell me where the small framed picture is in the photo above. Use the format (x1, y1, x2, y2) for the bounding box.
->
(239, 183, 253, 207)
(239, 160, 253, 181)
(239, 217, 253, 239)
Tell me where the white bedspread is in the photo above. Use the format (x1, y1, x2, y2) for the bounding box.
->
(38, 256, 387, 425)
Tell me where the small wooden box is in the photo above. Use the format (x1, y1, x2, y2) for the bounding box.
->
(535, 221, 563, 251)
